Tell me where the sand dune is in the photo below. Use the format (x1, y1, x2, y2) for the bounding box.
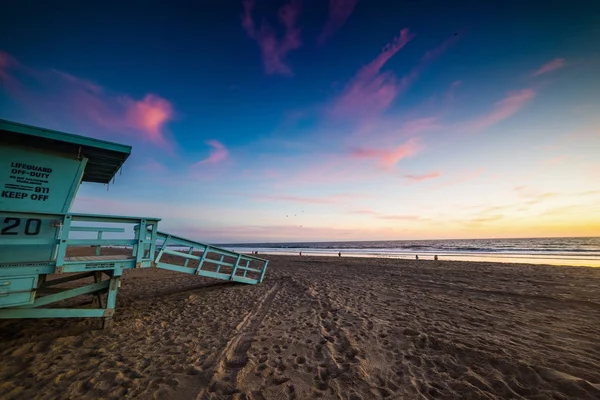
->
(1, 254, 600, 399)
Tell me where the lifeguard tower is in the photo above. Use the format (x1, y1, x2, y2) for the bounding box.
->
(0, 119, 268, 328)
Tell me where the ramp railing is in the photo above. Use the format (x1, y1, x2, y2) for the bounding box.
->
(56, 213, 161, 272)
(154, 231, 269, 284)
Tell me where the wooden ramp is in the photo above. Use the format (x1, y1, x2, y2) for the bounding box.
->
(153, 231, 268, 285)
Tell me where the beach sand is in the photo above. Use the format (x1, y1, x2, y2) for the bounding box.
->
(1, 252, 600, 399)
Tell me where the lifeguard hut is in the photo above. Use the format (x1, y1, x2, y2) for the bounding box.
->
(0, 119, 268, 328)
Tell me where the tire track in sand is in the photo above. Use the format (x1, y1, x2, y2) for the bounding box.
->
(197, 283, 280, 399)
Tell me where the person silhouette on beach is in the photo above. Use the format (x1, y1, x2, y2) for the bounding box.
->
(415, 255, 419, 260)
(338, 252, 341, 257)
(434, 255, 438, 261)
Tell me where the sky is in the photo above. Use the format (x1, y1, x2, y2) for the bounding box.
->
(1, 0, 599, 243)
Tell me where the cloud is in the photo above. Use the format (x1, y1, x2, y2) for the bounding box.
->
(440, 167, 487, 187)
(119, 95, 174, 146)
(403, 171, 441, 182)
(544, 155, 567, 166)
(72, 196, 192, 220)
(421, 33, 461, 63)
(71, 195, 417, 242)
(467, 214, 504, 224)
(566, 123, 600, 141)
(242, 0, 302, 76)
(347, 116, 440, 153)
(465, 89, 535, 132)
(330, 28, 415, 118)
(325, 34, 460, 130)
(51, 70, 103, 94)
(317, 0, 359, 45)
(0, 51, 13, 70)
(0, 51, 31, 97)
(248, 192, 368, 204)
(578, 190, 600, 196)
(347, 209, 424, 221)
(330, 31, 461, 121)
(271, 154, 378, 186)
(0, 51, 19, 85)
(138, 160, 167, 172)
(195, 140, 229, 165)
(171, 223, 371, 242)
(398, 117, 441, 137)
(377, 214, 423, 221)
(524, 193, 557, 205)
(253, 195, 335, 204)
(347, 209, 378, 215)
(446, 80, 462, 101)
(532, 58, 566, 77)
(0, 51, 175, 148)
(513, 186, 557, 205)
(351, 137, 421, 169)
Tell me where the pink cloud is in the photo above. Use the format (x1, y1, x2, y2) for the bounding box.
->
(331, 28, 415, 118)
(352, 137, 421, 169)
(440, 167, 487, 187)
(465, 89, 535, 132)
(544, 155, 567, 166)
(317, 0, 359, 45)
(566, 123, 600, 140)
(242, 0, 302, 76)
(347, 209, 378, 215)
(273, 154, 376, 186)
(347, 209, 423, 221)
(386, 33, 462, 103)
(196, 140, 229, 165)
(0, 51, 21, 86)
(0, 51, 12, 69)
(330, 31, 461, 121)
(349, 116, 441, 153)
(0, 51, 175, 148)
(533, 58, 566, 77)
(399, 117, 441, 137)
(421, 33, 461, 63)
(51, 70, 103, 94)
(249, 192, 368, 204)
(138, 160, 167, 172)
(378, 214, 423, 221)
(239, 167, 284, 180)
(404, 171, 441, 182)
(254, 194, 335, 204)
(262, 169, 283, 179)
(446, 80, 462, 101)
(120, 95, 174, 146)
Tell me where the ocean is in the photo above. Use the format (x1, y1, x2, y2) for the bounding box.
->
(219, 237, 600, 267)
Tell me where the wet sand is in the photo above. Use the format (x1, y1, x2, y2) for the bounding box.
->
(1, 253, 600, 399)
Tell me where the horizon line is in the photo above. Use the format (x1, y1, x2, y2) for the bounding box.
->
(215, 235, 600, 246)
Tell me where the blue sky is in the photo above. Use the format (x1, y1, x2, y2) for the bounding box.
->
(1, 0, 599, 242)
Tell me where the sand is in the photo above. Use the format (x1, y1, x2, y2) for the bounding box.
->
(1, 253, 600, 399)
